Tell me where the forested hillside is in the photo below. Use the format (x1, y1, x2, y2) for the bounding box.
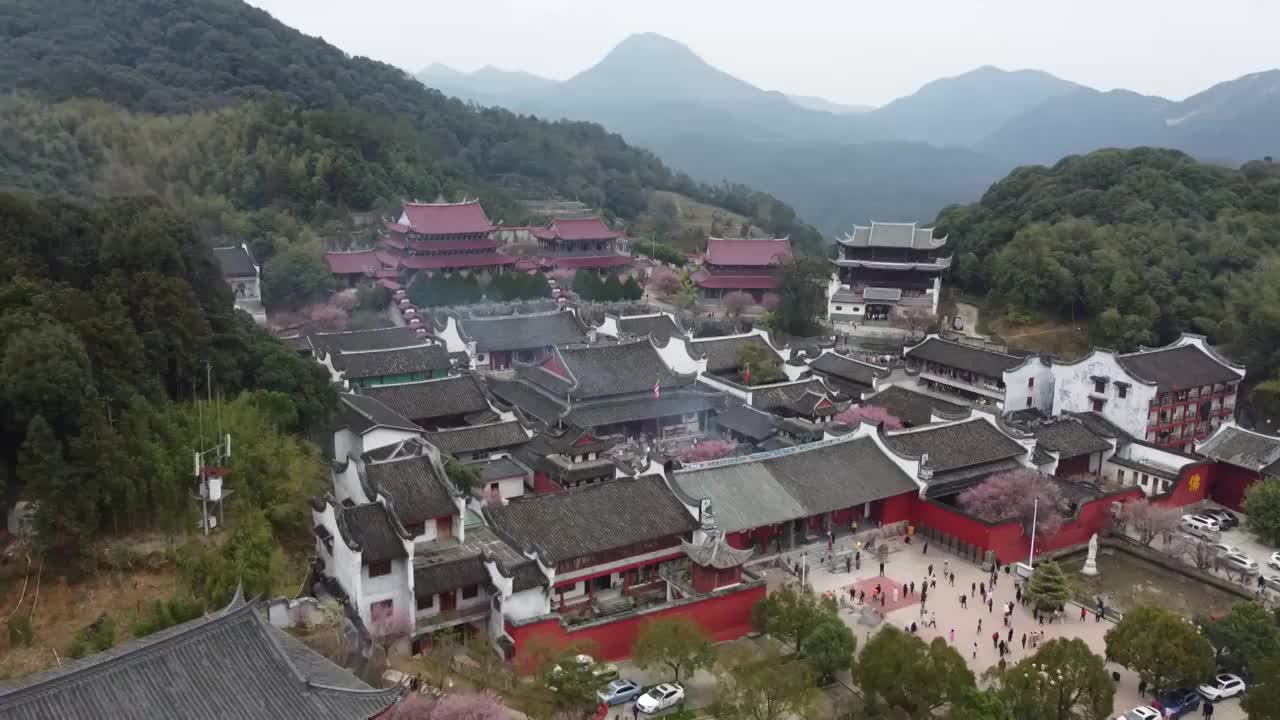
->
(0, 0, 826, 256)
(935, 148, 1280, 377)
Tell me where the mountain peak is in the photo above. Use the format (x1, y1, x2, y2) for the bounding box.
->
(610, 32, 698, 58)
(563, 32, 765, 103)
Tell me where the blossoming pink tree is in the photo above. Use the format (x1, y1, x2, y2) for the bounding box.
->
(649, 267, 682, 297)
(957, 469, 1065, 538)
(833, 405, 904, 430)
(678, 440, 738, 463)
(429, 692, 510, 720)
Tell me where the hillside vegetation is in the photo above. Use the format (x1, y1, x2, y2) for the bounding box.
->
(935, 148, 1280, 376)
(0, 0, 826, 257)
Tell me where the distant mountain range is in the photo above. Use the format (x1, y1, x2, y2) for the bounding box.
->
(417, 33, 1279, 235)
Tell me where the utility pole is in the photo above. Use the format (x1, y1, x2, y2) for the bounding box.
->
(1027, 496, 1039, 566)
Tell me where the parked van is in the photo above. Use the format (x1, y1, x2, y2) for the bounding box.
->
(1181, 514, 1220, 539)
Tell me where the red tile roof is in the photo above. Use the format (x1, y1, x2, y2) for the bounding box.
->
(324, 250, 383, 275)
(546, 255, 631, 269)
(690, 270, 777, 290)
(400, 201, 494, 236)
(384, 221, 410, 234)
(548, 217, 622, 241)
(705, 237, 792, 267)
(398, 253, 516, 270)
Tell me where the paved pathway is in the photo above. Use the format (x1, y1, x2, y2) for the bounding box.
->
(791, 542, 1246, 720)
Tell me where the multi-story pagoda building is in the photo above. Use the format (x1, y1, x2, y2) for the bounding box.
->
(380, 200, 516, 274)
(691, 237, 792, 302)
(829, 221, 950, 324)
(530, 217, 630, 270)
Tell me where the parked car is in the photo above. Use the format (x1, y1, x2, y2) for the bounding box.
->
(1198, 674, 1246, 701)
(599, 679, 644, 706)
(1269, 551, 1280, 571)
(1117, 706, 1161, 720)
(1153, 688, 1202, 718)
(1200, 508, 1239, 529)
(593, 663, 621, 683)
(1262, 574, 1280, 591)
(1181, 515, 1221, 538)
(1220, 554, 1260, 575)
(636, 683, 685, 714)
(1210, 543, 1241, 558)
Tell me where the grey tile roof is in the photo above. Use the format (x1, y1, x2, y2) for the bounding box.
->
(616, 314, 684, 342)
(0, 601, 399, 720)
(556, 339, 696, 398)
(425, 421, 529, 456)
(310, 326, 423, 355)
(1196, 425, 1280, 471)
(906, 336, 1028, 378)
(691, 334, 782, 375)
(460, 310, 586, 352)
(470, 457, 530, 482)
(682, 537, 754, 568)
(413, 542, 488, 597)
(1067, 411, 1132, 442)
(336, 393, 420, 435)
(1019, 418, 1113, 459)
(567, 390, 725, 427)
(886, 419, 1028, 473)
(673, 435, 919, 531)
(840, 222, 948, 250)
(1117, 345, 1241, 390)
(713, 403, 779, 442)
(335, 502, 409, 563)
(336, 345, 451, 379)
(485, 476, 697, 564)
(364, 450, 455, 527)
(360, 375, 491, 422)
(485, 376, 568, 422)
(750, 379, 842, 416)
(213, 244, 258, 277)
(808, 351, 889, 390)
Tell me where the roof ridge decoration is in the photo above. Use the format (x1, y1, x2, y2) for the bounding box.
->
(675, 428, 875, 473)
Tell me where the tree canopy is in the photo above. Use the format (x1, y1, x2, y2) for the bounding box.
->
(1105, 606, 1216, 690)
(1025, 561, 1072, 613)
(631, 615, 716, 684)
(991, 638, 1114, 720)
(856, 626, 975, 719)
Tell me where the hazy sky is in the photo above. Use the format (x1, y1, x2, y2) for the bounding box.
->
(248, 0, 1278, 107)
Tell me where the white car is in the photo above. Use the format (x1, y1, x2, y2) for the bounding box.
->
(636, 683, 685, 714)
(1220, 554, 1260, 575)
(1269, 551, 1280, 570)
(1261, 574, 1280, 591)
(1198, 673, 1246, 700)
(1210, 543, 1241, 558)
(1117, 706, 1160, 720)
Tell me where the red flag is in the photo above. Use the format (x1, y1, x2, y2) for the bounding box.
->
(744, 364, 750, 385)
(654, 376, 661, 399)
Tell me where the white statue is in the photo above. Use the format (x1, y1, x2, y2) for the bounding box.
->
(1081, 533, 1099, 576)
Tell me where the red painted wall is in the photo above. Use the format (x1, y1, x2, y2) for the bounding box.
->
(880, 492, 915, 524)
(507, 582, 767, 672)
(1150, 462, 1213, 508)
(1208, 463, 1256, 511)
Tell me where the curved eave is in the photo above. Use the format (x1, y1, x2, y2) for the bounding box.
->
(833, 257, 952, 270)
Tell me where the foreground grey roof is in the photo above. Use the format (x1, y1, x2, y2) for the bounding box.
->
(690, 334, 782, 375)
(906, 336, 1028, 378)
(1018, 418, 1113, 460)
(616, 314, 684, 342)
(808, 351, 889, 391)
(1117, 344, 1241, 390)
(460, 310, 586, 352)
(335, 502, 408, 563)
(1197, 424, 1280, 472)
(886, 419, 1028, 474)
(552, 339, 696, 398)
(425, 421, 529, 456)
(360, 375, 491, 421)
(0, 600, 399, 720)
(485, 476, 697, 563)
(861, 385, 966, 427)
(750, 378, 842, 417)
(673, 435, 918, 532)
(363, 445, 456, 526)
(213, 244, 258, 277)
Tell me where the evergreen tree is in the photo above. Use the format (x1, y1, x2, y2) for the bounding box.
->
(772, 257, 829, 336)
(21, 415, 94, 559)
(601, 274, 624, 302)
(622, 276, 643, 301)
(1026, 561, 1072, 613)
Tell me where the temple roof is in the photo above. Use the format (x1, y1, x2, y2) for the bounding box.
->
(400, 200, 493, 235)
(310, 326, 423, 356)
(534, 217, 622, 241)
(335, 345, 452, 380)
(905, 335, 1030, 378)
(335, 502, 409, 563)
(0, 601, 399, 720)
(485, 476, 697, 564)
(323, 249, 384, 275)
(424, 420, 529, 456)
(807, 350, 890, 390)
(749, 378, 843, 417)
(551, 339, 696, 399)
(1117, 342, 1242, 390)
(860, 385, 966, 427)
(713, 403, 779, 442)
(672, 435, 918, 532)
(567, 390, 725, 427)
(704, 237, 792, 267)
(839, 221, 948, 250)
(689, 270, 778, 290)
(885, 418, 1028, 474)
(363, 440, 456, 526)
(616, 314, 684, 342)
(213, 244, 258, 277)
(459, 310, 587, 352)
(1010, 417, 1113, 460)
(1196, 423, 1280, 473)
(336, 393, 420, 435)
(359, 375, 492, 422)
(682, 536, 754, 569)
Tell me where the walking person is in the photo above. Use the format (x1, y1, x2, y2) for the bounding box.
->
(1007, 627, 1014, 644)
(943, 559, 950, 576)
(972, 642, 978, 660)
(1203, 701, 1214, 720)
(928, 564, 934, 577)
(972, 581, 976, 595)
(978, 618, 983, 633)
(923, 540, 928, 555)
(1080, 606, 1087, 621)
(921, 587, 928, 605)
(1138, 679, 1147, 698)
(931, 577, 937, 590)
(1021, 632, 1027, 651)
(879, 561, 885, 576)
(929, 611, 937, 628)
(949, 627, 955, 644)
(988, 598, 993, 613)
(893, 587, 899, 603)
(949, 572, 956, 587)
(960, 594, 967, 609)
(992, 631, 999, 649)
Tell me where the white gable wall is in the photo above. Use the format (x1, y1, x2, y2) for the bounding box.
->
(1051, 351, 1157, 439)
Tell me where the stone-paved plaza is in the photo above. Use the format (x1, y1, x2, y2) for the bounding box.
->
(780, 536, 1248, 720)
